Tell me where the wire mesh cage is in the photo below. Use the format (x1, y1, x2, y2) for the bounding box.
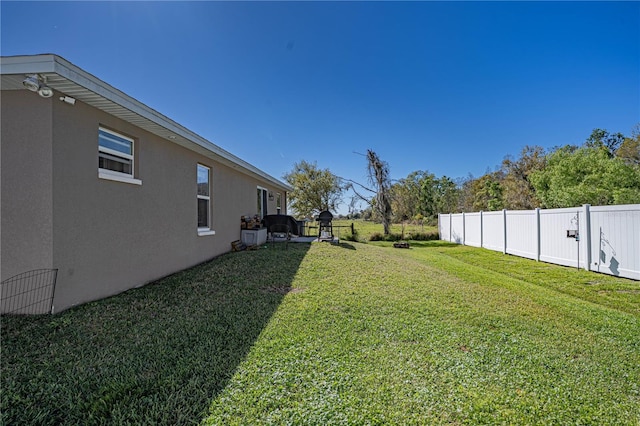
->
(1, 269, 58, 315)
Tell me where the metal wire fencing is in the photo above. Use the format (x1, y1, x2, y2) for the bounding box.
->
(1, 269, 58, 315)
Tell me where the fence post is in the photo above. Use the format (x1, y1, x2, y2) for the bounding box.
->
(480, 211, 483, 248)
(449, 213, 453, 243)
(535, 208, 541, 262)
(583, 204, 591, 271)
(462, 212, 466, 245)
(503, 209, 508, 254)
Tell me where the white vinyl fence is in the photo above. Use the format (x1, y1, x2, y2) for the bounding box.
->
(439, 204, 640, 281)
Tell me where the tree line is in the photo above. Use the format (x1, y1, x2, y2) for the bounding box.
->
(284, 126, 640, 227)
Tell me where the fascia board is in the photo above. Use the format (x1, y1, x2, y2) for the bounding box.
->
(0, 54, 58, 74)
(1, 54, 292, 192)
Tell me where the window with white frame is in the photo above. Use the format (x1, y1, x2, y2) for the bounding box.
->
(257, 187, 268, 219)
(197, 164, 211, 230)
(277, 192, 282, 214)
(98, 127, 134, 178)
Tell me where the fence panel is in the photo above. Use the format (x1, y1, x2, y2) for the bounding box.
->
(439, 204, 639, 280)
(589, 205, 640, 280)
(539, 207, 584, 269)
(439, 214, 451, 242)
(451, 214, 464, 244)
(482, 211, 504, 252)
(1, 269, 58, 314)
(505, 210, 538, 260)
(464, 213, 482, 247)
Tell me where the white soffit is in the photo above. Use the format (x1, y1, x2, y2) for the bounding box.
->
(0, 54, 292, 192)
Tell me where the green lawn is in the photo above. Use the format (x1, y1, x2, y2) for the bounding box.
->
(2, 242, 639, 425)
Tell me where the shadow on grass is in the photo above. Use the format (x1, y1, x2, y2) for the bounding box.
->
(337, 242, 357, 250)
(365, 240, 459, 249)
(407, 240, 460, 248)
(0, 243, 311, 425)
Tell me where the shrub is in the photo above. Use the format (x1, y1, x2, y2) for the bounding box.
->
(343, 233, 359, 242)
(369, 231, 439, 242)
(369, 232, 404, 242)
(368, 232, 383, 241)
(407, 231, 439, 241)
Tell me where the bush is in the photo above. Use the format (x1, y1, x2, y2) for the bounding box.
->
(369, 231, 439, 242)
(369, 232, 403, 242)
(407, 231, 439, 241)
(343, 233, 359, 242)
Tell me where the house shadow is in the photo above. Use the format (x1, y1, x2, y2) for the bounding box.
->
(1, 243, 311, 425)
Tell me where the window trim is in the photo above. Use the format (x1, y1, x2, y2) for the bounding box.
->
(98, 169, 142, 185)
(98, 127, 141, 184)
(276, 192, 282, 214)
(257, 186, 268, 219)
(197, 164, 214, 236)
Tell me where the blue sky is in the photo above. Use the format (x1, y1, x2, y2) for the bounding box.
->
(2, 1, 638, 214)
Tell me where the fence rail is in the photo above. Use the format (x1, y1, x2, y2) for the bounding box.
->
(439, 204, 640, 281)
(1, 269, 58, 314)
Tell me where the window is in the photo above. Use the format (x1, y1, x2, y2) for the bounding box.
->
(257, 187, 267, 219)
(98, 127, 141, 185)
(276, 192, 282, 214)
(197, 164, 213, 235)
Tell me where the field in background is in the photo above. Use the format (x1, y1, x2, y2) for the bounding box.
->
(321, 219, 439, 242)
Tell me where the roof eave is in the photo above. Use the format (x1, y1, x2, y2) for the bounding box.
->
(0, 54, 292, 192)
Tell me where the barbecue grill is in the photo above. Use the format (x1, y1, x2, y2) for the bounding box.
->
(317, 210, 334, 241)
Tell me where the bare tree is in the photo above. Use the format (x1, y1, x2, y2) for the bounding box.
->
(366, 150, 393, 234)
(343, 150, 393, 234)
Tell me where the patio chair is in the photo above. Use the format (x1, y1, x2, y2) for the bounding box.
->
(269, 223, 291, 250)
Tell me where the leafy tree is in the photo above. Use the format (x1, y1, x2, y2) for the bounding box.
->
(456, 175, 477, 212)
(585, 128, 626, 157)
(471, 172, 505, 211)
(616, 123, 640, 166)
(418, 172, 439, 217)
(419, 173, 460, 216)
(500, 145, 545, 209)
(435, 176, 459, 214)
(390, 171, 427, 221)
(390, 181, 414, 222)
(530, 145, 640, 208)
(283, 160, 343, 218)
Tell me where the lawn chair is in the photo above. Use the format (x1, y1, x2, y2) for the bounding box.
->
(317, 211, 334, 241)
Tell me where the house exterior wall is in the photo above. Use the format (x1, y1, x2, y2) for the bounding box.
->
(2, 89, 288, 312)
(1, 91, 55, 313)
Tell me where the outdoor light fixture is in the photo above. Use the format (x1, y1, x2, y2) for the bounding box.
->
(268, 191, 274, 201)
(38, 86, 54, 98)
(22, 74, 54, 98)
(59, 96, 76, 105)
(22, 74, 40, 91)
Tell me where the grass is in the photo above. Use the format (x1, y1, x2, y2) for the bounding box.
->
(1, 245, 310, 425)
(2, 241, 639, 424)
